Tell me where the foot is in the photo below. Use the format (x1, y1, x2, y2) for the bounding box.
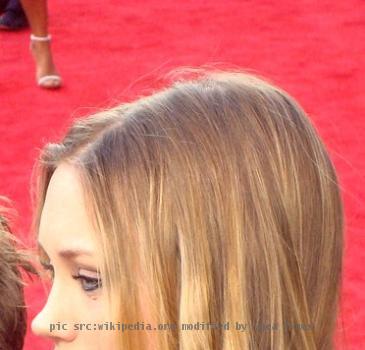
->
(30, 38, 62, 89)
(0, 0, 7, 13)
(0, 10, 29, 31)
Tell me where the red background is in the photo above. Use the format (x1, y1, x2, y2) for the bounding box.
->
(1, 1, 364, 349)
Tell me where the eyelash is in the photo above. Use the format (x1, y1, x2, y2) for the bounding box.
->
(72, 274, 103, 292)
(41, 263, 102, 292)
(41, 262, 54, 279)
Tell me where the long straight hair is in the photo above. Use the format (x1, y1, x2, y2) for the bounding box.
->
(31, 68, 344, 349)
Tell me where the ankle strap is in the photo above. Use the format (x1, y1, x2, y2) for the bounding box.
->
(30, 34, 52, 42)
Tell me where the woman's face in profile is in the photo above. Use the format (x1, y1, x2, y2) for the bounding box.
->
(31, 163, 117, 349)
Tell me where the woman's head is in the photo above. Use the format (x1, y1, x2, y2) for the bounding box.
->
(31, 69, 344, 349)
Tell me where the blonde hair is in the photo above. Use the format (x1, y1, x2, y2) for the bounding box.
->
(31, 68, 344, 349)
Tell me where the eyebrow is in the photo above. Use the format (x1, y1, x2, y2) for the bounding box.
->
(38, 241, 95, 260)
(59, 247, 95, 258)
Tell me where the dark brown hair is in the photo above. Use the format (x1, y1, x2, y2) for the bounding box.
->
(0, 197, 37, 350)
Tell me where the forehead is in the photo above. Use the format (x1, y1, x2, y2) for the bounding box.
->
(38, 163, 97, 249)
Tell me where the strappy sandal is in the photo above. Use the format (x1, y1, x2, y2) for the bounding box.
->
(30, 34, 62, 89)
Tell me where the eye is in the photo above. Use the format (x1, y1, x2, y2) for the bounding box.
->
(40, 261, 55, 280)
(72, 274, 102, 292)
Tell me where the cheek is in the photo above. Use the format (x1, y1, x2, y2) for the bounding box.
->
(98, 331, 119, 350)
(79, 326, 118, 350)
(78, 295, 118, 349)
(84, 294, 109, 322)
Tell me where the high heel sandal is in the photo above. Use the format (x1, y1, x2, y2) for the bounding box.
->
(30, 34, 62, 89)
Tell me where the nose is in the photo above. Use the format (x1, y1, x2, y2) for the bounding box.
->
(31, 281, 77, 343)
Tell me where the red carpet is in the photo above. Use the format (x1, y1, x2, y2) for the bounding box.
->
(1, 1, 364, 349)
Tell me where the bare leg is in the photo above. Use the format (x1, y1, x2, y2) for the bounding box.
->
(20, 0, 61, 88)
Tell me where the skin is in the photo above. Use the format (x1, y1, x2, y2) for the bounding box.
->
(31, 163, 118, 349)
(20, 0, 60, 88)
